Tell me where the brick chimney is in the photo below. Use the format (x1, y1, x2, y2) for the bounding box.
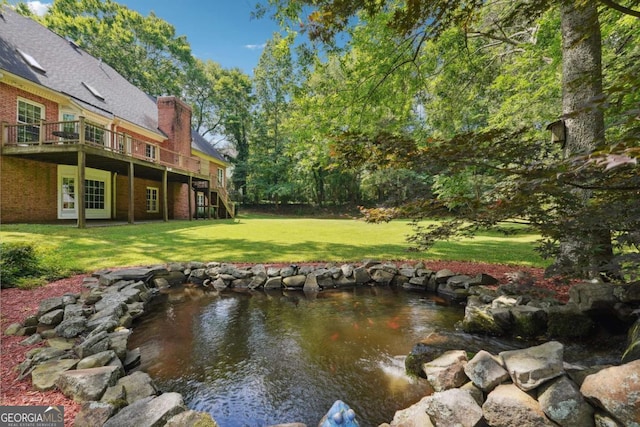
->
(157, 96, 192, 157)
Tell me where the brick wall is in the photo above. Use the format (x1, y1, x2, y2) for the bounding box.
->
(170, 182, 192, 219)
(0, 157, 58, 223)
(0, 82, 59, 123)
(114, 176, 193, 221)
(157, 96, 192, 157)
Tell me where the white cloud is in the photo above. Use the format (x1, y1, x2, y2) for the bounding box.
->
(26, 1, 51, 16)
(244, 43, 266, 51)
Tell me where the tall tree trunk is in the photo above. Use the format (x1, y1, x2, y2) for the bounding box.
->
(552, 0, 614, 278)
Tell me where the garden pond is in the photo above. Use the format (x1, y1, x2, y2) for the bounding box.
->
(128, 285, 624, 427)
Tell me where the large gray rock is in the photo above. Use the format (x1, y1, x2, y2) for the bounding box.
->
(74, 402, 115, 427)
(282, 275, 307, 288)
(264, 276, 283, 290)
(37, 297, 64, 317)
(510, 305, 547, 337)
(56, 365, 122, 402)
(353, 267, 371, 284)
(103, 392, 186, 427)
(464, 350, 510, 392)
(31, 359, 79, 391)
(500, 341, 565, 391)
(389, 395, 434, 427)
(99, 266, 168, 286)
(546, 303, 595, 338)
(63, 303, 86, 320)
(483, 383, 556, 426)
(38, 309, 64, 326)
(165, 410, 219, 427)
(569, 282, 617, 313)
(116, 371, 158, 404)
(94, 291, 127, 311)
(371, 269, 395, 285)
(435, 269, 455, 284)
(460, 298, 505, 335)
(422, 350, 468, 392)
(108, 329, 131, 360)
(580, 359, 640, 427)
(594, 411, 624, 427)
(538, 375, 594, 427)
(303, 274, 320, 292)
(423, 388, 483, 427)
(4, 322, 22, 335)
(75, 331, 111, 359)
(47, 337, 75, 351)
(77, 350, 119, 370)
(55, 317, 87, 338)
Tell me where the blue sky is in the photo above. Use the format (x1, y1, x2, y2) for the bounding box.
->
(18, 0, 283, 74)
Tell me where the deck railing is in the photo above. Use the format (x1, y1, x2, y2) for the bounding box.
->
(2, 118, 234, 216)
(1, 118, 202, 175)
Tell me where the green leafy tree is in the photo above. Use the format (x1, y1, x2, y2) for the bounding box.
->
(250, 32, 297, 205)
(40, 0, 193, 96)
(216, 68, 253, 201)
(262, 0, 640, 278)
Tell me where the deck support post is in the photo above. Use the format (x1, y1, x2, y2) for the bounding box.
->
(77, 149, 86, 229)
(128, 161, 135, 224)
(163, 168, 168, 222)
(188, 176, 193, 221)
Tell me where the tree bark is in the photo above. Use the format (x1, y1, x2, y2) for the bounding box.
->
(553, 0, 614, 278)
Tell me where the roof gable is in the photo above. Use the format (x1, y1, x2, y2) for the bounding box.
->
(191, 130, 228, 165)
(0, 8, 161, 136)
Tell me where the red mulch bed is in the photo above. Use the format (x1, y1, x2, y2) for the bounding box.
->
(1, 275, 86, 426)
(0, 262, 571, 426)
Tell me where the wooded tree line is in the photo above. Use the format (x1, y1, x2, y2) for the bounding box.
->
(13, 0, 639, 278)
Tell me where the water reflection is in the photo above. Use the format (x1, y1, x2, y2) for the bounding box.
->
(128, 286, 623, 427)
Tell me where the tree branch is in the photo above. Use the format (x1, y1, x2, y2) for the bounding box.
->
(598, 0, 640, 18)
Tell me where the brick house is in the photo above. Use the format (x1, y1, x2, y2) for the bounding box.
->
(0, 7, 233, 227)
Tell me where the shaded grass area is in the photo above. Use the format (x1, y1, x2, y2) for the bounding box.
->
(0, 215, 547, 273)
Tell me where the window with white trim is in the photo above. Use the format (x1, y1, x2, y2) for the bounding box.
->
(146, 187, 159, 213)
(217, 168, 224, 187)
(85, 122, 105, 145)
(145, 144, 156, 161)
(85, 179, 106, 209)
(61, 177, 75, 211)
(57, 166, 111, 219)
(17, 99, 44, 143)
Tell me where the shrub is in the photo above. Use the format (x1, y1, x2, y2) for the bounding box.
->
(0, 242, 41, 288)
(0, 242, 70, 289)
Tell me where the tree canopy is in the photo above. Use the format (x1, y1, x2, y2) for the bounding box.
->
(258, 0, 639, 279)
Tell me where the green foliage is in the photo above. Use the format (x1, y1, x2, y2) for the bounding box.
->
(0, 242, 70, 288)
(0, 242, 40, 287)
(361, 168, 432, 206)
(249, 32, 298, 204)
(39, 0, 193, 96)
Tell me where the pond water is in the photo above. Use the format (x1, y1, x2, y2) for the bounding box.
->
(128, 286, 624, 427)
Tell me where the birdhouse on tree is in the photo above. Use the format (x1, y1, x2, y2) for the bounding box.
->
(546, 120, 566, 148)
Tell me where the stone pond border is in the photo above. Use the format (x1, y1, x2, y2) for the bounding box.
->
(4, 261, 640, 426)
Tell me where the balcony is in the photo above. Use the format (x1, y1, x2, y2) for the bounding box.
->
(1, 118, 201, 175)
(1, 118, 234, 220)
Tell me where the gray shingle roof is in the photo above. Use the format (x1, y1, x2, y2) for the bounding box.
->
(0, 7, 160, 135)
(191, 130, 228, 164)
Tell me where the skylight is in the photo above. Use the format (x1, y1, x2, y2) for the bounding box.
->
(82, 81, 105, 101)
(16, 49, 46, 73)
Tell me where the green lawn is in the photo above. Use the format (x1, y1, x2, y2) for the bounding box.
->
(0, 215, 547, 273)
